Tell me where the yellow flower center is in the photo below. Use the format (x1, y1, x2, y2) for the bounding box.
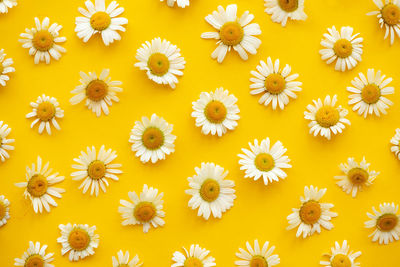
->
(147, 53, 170, 76)
(36, 101, 56, 122)
(382, 4, 400, 26)
(142, 127, 164, 150)
(278, 0, 299, 12)
(331, 254, 351, 267)
(219, 21, 244, 46)
(361, 84, 381, 104)
(299, 200, 322, 225)
(32, 30, 54, 52)
(200, 179, 220, 202)
(377, 213, 398, 231)
(315, 106, 340, 128)
(184, 257, 203, 267)
(86, 79, 108, 102)
(0, 64, 4, 74)
(27, 174, 48, 198)
(90, 11, 111, 31)
(250, 255, 269, 267)
(265, 73, 286, 94)
(88, 160, 106, 180)
(134, 202, 156, 222)
(0, 202, 5, 220)
(333, 39, 353, 58)
(118, 265, 129, 267)
(255, 153, 275, 172)
(25, 255, 44, 267)
(68, 229, 90, 251)
(347, 167, 369, 185)
(204, 101, 227, 124)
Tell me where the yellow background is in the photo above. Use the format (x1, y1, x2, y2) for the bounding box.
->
(0, 0, 400, 266)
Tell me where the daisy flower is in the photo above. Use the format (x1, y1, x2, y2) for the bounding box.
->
(161, 0, 189, 8)
(19, 17, 66, 64)
(112, 250, 143, 267)
(287, 185, 338, 238)
(0, 0, 17, 13)
(304, 95, 350, 140)
(201, 4, 261, 63)
(75, 0, 128, 46)
(71, 145, 122, 197)
(185, 162, 236, 220)
(129, 114, 176, 164)
(320, 240, 361, 267)
(235, 240, 280, 267)
(347, 69, 394, 118)
(319, 26, 363, 72)
(172, 244, 216, 267)
(365, 202, 400, 244)
(14, 241, 54, 267)
(118, 184, 165, 233)
(0, 121, 14, 162)
(191, 88, 240, 137)
(0, 195, 10, 227)
(15, 156, 65, 213)
(70, 69, 122, 117)
(134, 37, 185, 89)
(390, 128, 400, 159)
(57, 223, 99, 261)
(26, 94, 64, 135)
(0, 49, 15, 87)
(264, 0, 307, 27)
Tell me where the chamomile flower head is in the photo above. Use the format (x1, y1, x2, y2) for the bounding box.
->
(129, 114, 176, 164)
(235, 240, 280, 267)
(14, 241, 54, 267)
(185, 162, 236, 220)
(264, 0, 307, 27)
(304, 95, 350, 140)
(118, 184, 165, 233)
(191, 88, 240, 137)
(26, 94, 64, 135)
(347, 69, 394, 118)
(319, 26, 363, 72)
(75, 0, 128, 46)
(287, 185, 338, 238)
(320, 240, 361, 267)
(19, 17, 66, 64)
(0, 195, 10, 227)
(161, 0, 189, 8)
(71, 145, 122, 197)
(15, 156, 65, 213)
(0, 0, 17, 13)
(0, 49, 15, 87)
(390, 128, 400, 159)
(70, 69, 122, 117)
(57, 223, 99, 261)
(201, 4, 262, 63)
(365, 202, 400, 244)
(112, 250, 143, 267)
(172, 244, 216, 267)
(0, 121, 14, 162)
(134, 37, 185, 89)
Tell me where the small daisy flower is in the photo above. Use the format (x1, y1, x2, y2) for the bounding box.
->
(201, 4, 261, 63)
(0, 121, 14, 162)
(335, 157, 379, 198)
(0, 195, 10, 227)
(304, 95, 350, 140)
(75, 0, 128, 46)
(0, 49, 15, 87)
(161, 0, 189, 8)
(134, 37, 185, 89)
(19, 17, 66, 64)
(319, 26, 363, 72)
(14, 241, 54, 267)
(365, 202, 400, 244)
(70, 69, 122, 117)
(172, 244, 216, 267)
(264, 0, 307, 27)
(390, 128, 400, 159)
(129, 114, 176, 164)
(287, 185, 338, 238)
(112, 250, 143, 267)
(347, 69, 394, 118)
(320, 240, 361, 267)
(185, 162, 236, 220)
(250, 57, 302, 110)
(26, 94, 64, 135)
(57, 223, 99, 261)
(235, 240, 280, 267)
(15, 156, 65, 213)
(71, 145, 122, 197)
(191, 88, 240, 137)
(0, 0, 17, 13)
(118, 184, 165, 233)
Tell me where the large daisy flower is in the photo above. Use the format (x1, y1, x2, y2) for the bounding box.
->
(319, 26, 363, 72)
(70, 69, 122, 117)
(347, 69, 394, 118)
(0, 49, 15, 87)
(304, 95, 350, 140)
(134, 38, 185, 89)
(185, 162, 236, 220)
(201, 4, 261, 63)
(390, 128, 400, 159)
(75, 0, 128, 46)
(19, 17, 66, 64)
(172, 244, 216, 267)
(235, 240, 280, 267)
(15, 156, 65, 213)
(0, 195, 10, 227)
(287, 185, 338, 238)
(57, 223, 99, 261)
(118, 184, 165, 233)
(320, 240, 361, 267)
(365, 202, 400, 244)
(161, 0, 189, 8)
(0, 120, 14, 162)
(264, 0, 307, 27)
(129, 114, 176, 164)
(0, 0, 17, 13)
(14, 241, 54, 267)
(112, 250, 143, 267)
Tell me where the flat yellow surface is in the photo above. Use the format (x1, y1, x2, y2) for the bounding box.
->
(1, 0, 400, 266)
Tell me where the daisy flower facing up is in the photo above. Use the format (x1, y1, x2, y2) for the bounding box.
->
(57, 223, 99, 261)
(287, 185, 338, 238)
(19, 17, 66, 64)
(320, 240, 361, 267)
(0, 195, 10, 227)
(70, 69, 122, 117)
(0, 121, 14, 162)
(319, 26, 363, 72)
(118, 184, 165, 233)
(201, 4, 261, 63)
(347, 69, 394, 118)
(365, 202, 400, 244)
(14, 241, 54, 267)
(161, 0, 189, 8)
(192, 88, 240, 137)
(75, 0, 128, 46)
(235, 240, 280, 267)
(134, 38, 185, 89)
(129, 114, 176, 164)
(0, 0, 17, 13)
(0, 49, 15, 87)
(264, 0, 307, 27)
(172, 244, 216, 267)
(390, 128, 400, 159)
(15, 156, 65, 213)
(112, 250, 143, 267)
(304, 95, 350, 140)
(185, 162, 236, 220)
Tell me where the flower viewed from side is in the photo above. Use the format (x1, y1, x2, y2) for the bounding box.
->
(235, 240, 280, 267)
(0, 49, 15, 87)
(172, 244, 216, 267)
(14, 241, 54, 267)
(320, 240, 361, 267)
(112, 250, 143, 267)
(365, 202, 400, 244)
(264, 0, 307, 27)
(0, 195, 10, 227)
(0, 121, 14, 162)
(161, 0, 189, 8)
(0, 0, 17, 13)
(390, 128, 400, 160)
